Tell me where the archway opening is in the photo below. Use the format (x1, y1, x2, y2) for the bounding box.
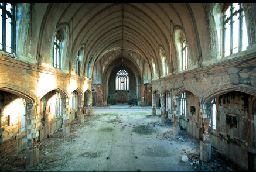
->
(39, 90, 66, 141)
(0, 89, 32, 154)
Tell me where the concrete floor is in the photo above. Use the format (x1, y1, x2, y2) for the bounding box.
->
(31, 105, 240, 171)
(31, 106, 235, 171)
(0, 105, 240, 171)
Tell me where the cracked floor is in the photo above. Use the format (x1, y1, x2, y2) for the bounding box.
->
(29, 105, 237, 171)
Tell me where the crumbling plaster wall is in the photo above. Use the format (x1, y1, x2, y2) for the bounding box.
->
(0, 52, 91, 147)
(152, 49, 256, 170)
(210, 92, 255, 169)
(0, 92, 23, 142)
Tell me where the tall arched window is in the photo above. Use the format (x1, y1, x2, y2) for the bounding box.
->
(75, 49, 82, 76)
(223, 3, 248, 57)
(0, 3, 15, 53)
(115, 69, 129, 90)
(175, 29, 188, 72)
(53, 30, 64, 69)
(160, 47, 168, 77)
(181, 40, 188, 71)
(152, 60, 156, 79)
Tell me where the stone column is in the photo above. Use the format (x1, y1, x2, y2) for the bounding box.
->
(86, 91, 93, 115)
(160, 93, 167, 118)
(78, 93, 84, 124)
(172, 95, 180, 136)
(248, 114, 256, 171)
(141, 84, 145, 106)
(152, 92, 156, 115)
(199, 101, 211, 162)
(25, 102, 39, 169)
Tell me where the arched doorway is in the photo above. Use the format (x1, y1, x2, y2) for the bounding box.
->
(39, 89, 66, 140)
(0, 89, 34, 153)
(204, 91, 256, 170)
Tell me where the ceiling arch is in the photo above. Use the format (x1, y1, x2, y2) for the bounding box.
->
(36, 3, 208, 81)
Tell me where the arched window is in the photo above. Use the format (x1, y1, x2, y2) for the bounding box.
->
(175, 29, 188, 72)
(115, 69, 129, 90)
(223, 3, 248, 57)
(0, 3, 15, 53)
(160, 47, 168, 77)
(152, 60, 156, 79)
(75, 49, 82, 76)
(181, 40, 188, 71)
(53, 30, 64, 69)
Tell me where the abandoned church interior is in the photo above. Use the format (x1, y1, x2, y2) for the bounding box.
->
(0, 3, 256, 171)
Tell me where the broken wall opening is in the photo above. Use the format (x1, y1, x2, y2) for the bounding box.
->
(0, 90, 27, 152)
(206, 91, 255, 170)
(39, 90, 66, 141)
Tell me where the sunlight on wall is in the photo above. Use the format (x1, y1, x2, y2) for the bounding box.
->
(68, 78, 78, 94)
(83, 82, 88, 92)
(47, 94, 57, 122)
(37, 72, 57, 98)
(2, 98, 26, 126)
(152, 62, 156, 79)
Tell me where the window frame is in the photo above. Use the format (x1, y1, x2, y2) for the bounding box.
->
(222, 3, 248, 57)
(179, 92, 187, 116)
(115, 69, 129, 91)
(0, 3, 16, 54)
(53, 35, 62, 69)
(181, 40, 188, 71)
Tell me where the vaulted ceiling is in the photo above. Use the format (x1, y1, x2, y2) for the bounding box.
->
(36, 3, 209, 78)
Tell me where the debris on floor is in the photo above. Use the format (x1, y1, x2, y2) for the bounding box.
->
(181, 155, 189, 162)
(0, 107, 244, 171)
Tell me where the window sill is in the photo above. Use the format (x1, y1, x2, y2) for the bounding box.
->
(220, 45, 256, 62)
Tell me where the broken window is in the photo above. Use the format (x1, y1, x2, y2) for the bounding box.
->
(179, 92, 187, 116)
(223, 3, 248, 57)
(53, 30, 64, 69)
(0, 3, 15, 54)
(115, 69, 129, 91)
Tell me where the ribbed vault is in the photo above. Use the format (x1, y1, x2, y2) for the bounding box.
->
(37, 3, 208, 80)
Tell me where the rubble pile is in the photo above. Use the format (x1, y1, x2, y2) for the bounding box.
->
(0, 139, 26, 171)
